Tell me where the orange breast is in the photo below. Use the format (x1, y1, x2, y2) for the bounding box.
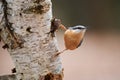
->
(64, 30, 83, 50)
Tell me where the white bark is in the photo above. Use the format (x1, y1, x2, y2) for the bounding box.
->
(0, 0, 63, 80)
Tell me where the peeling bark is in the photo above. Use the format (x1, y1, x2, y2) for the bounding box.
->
(0, 0, 63, 80)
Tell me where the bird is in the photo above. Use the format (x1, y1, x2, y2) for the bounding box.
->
(55, 25, 86, 56)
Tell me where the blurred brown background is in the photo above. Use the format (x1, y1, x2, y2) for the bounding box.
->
(0, 0, 120, 80)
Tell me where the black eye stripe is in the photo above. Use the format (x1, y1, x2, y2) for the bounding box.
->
(72, 27, 84, 30)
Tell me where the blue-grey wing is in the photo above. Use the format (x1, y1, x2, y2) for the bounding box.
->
(77, 39, 83, 48)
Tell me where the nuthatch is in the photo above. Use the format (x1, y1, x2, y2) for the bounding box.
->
(48, 18, 67, 37)
(55, 25, 86, 56)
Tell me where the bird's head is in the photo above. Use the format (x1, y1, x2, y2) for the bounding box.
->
(70, 25, 87, 34)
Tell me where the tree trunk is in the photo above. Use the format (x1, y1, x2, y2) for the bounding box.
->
(0, 0, 63, 80)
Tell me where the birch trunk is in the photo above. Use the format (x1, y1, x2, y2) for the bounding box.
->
(0, 0, 63, 80)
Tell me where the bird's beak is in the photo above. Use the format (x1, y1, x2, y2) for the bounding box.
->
(59, 24, 67, 31)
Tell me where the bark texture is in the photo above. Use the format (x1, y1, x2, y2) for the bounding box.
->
(0, 0, 63, 80)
